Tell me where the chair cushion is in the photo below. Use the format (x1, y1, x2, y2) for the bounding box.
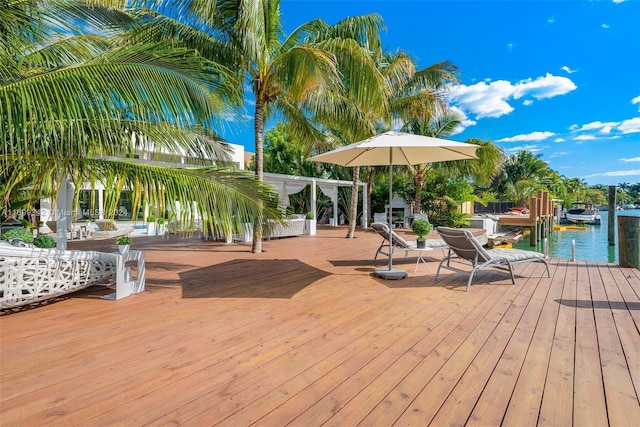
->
(487, 248, 545, 262)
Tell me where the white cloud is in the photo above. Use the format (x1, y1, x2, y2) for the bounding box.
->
(512, 73, 577, 100)
(497, 131, 555, 143)
(619, 117, 640, 134)
(523, 100, 534, 106)
(550, 152, 569, 158)
(449, 80, 514, 118)
(585, 169, 640, 178)
(613, 0, 624, 3)
(504, 144, 544, 154)
(602, 23, 610, 29)
(449, 73, 576, 119)
(632, 95, 640, 109)
(576, 120, 618, 134)
(561, 66, 577, 74)
(554, 137, 566, 142)
(448, 106, 476, 135)
(621, 157, 640, 162)
(570, 117, 640, 138)
(574, 135, 597, 141)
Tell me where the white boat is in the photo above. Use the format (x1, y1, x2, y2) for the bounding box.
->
(565, 202, 598, 224)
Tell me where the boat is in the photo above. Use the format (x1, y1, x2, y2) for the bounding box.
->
(564, 202, 598, 224)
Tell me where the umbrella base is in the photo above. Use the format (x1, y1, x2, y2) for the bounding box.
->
(375, 267, 408, 280)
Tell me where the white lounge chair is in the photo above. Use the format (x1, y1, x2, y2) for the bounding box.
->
(371, 222, 448, 270)
(435, 226, 550, 291)
(0, 242, 116, 309)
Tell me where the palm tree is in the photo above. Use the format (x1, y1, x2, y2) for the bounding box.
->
(1, 0, 279, 244)
(317, 51, 460, 238)
(401, 110, 464, 213)
(125, 0, 385, 251)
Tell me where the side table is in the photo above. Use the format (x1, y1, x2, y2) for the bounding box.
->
(103, 250, 146, 300)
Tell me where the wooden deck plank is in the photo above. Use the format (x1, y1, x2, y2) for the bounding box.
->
(427, 261, 547, 426)
(1, 227, 638, 426)
(308, 272, 505, 426)
(466, 260, 557, 426)
(352, 275, 520, 425)
(589, 261, 640, 425)
(391, 263, 545, 426)
(598, 263, 640, 417)
(210, 275, 467, 426)
(538, 259, 578, 425)
(260, 273, 468, 426)
(501, 258, 569, 425)
(572, 261, 608, 427)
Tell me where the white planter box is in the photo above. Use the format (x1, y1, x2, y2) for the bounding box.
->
(147, 222, 157, 236)
(304, 219, 316, 235)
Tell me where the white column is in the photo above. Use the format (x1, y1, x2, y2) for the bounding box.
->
(332, 186, 338, 227)
(55, 177, 68, 250)
(98, 189, 104, 219)
(311, 179, 317, 221)
(361, 183, 368, 228)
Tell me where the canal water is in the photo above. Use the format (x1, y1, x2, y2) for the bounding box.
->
(512, 209, 640, 264)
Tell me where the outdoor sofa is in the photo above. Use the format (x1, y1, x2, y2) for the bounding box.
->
(0, 241, 116, 309)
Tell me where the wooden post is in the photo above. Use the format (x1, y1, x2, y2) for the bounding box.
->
(608, 186, 616, 246)
(618, 216, 639, 269)
(530, 196, 538, 246)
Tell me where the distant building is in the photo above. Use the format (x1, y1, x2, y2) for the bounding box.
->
(41, 142, 245, 224)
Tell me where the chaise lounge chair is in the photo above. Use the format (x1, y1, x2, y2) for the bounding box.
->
(0, 241, 117, 309)
(435, 226, 550, 292)
(371, 222, 448, 270)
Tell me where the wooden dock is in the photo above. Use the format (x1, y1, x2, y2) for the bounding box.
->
(497, 190, 555, 246)
(1, 226, 639, 426)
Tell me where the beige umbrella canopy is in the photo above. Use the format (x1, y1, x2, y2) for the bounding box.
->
(309, 131, 479, 280)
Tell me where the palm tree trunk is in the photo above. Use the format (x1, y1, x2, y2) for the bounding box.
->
(251, 98, 265, 253)
(346, 167, 359, 238)
(413, 167, 425, 214)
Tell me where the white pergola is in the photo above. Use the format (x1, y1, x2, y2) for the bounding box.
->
(264, 172, 368, 228)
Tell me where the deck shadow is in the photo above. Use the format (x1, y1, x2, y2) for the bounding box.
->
(556, 299, 640, 310)
(178, 258, 331, 299)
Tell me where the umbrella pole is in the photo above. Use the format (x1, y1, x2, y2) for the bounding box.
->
(375, 149, 407, 280)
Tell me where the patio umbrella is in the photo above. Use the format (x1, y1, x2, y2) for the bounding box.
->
(309, 131, 479, 280)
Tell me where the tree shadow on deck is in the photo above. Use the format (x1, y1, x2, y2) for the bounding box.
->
(178, 259, 331, 299)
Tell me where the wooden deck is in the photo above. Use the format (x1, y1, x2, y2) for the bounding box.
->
(1, 226, 639, 426)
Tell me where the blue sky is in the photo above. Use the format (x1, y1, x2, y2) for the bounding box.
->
(228, 0, 640, 186)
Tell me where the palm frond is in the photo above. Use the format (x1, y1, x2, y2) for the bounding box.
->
(1, 42, 241, 158)
(1, 155, 281, 230)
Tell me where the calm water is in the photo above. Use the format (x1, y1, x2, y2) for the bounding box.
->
(512, 209, 640, 264)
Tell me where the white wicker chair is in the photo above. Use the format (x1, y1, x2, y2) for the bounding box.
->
(0, 242, 116, 309)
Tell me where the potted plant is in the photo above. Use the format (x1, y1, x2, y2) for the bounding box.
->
(146, 215, 156, 236)
(116, 235, 132, 254)
(411, 218, 432, 249)
(156, 218, 166, 236)
(304, 212, 316, 235)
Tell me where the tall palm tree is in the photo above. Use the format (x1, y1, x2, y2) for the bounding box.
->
(126, 0, 385, 251)
(1, 0, 279, 241)
(401, 110, 465, 213)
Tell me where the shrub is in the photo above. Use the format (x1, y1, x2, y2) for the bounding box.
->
(19, 219, 35, 229)
(116, 235, 132, 245)
(305, 212, 315, 220)
(33, 235, 56, 248)
(146, 215, 156, 223)
(1, 228, 34, 243)
(157, 218, 165, 225)
(411, 219, 432, 242)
